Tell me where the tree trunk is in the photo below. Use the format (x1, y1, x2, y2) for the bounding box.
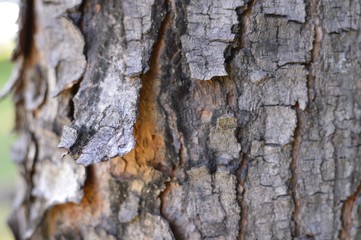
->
(5, 0, 361, 239)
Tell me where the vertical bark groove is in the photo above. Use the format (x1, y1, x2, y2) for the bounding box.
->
(290, 103, 304, 238)
(131, 0, 171, 169)
(66, 0, 87, 122)
(132, 0, 178, 238)
(305, 0, 322, 109)
(239, 0, 256, 49)
(233, 1, 256, 239)
(160, 181, 182, 240)
(236, 153, 249, 240)
(15, 0, 36, 62)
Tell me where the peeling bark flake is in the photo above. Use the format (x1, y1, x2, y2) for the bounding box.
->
(60, 0, 160, 165)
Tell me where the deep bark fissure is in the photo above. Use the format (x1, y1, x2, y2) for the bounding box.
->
(132, 0, 171, 167)
(159, 181, 183, 240)
(231, 1, 256, 239)
(14, 0, 36, 62)
(225, 0, 255, 67)
(331, 97, 339, 207)
(339, 183, 361, 240)
(27, 131, 39, 202)
(22, 131, 39, 231)
(131, 0, 179, 238)
(305, 0, 322, 110)
(66, 0, 88, 122)
(236, 153, 249, 240)
(67, 81, 80, 121)
(239, 0, 256, 49)
(286, 1, 323, 237)
(8, 130, 40, 237)
(290, 102, 304, 238)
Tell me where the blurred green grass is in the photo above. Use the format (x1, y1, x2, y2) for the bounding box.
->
(0, 51, 17, 240)
(0, 58, 16, 181)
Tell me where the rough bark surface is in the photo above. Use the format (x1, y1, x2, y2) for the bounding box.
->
(4, 0, 361, 239)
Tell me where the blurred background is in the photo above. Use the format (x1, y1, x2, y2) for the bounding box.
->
(0, 1, 19, 239)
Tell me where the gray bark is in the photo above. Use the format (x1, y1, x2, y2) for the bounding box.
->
(4, 0, 361, 239)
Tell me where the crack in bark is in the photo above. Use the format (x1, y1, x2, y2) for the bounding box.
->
(305, 0, 322, 109)
(286, 1, 323, 237)
(27, 131, 39, 203)
(239, 0, 256, 49)
(129, 0, 180, 238)
(328, 97, 339, 236)
(66, 0, 88, 122)
(230, 1, 256, 239)
(290, 102, 304, 238)
(133, 0, 173, 168)
(236, 153, 249, 240)
(9, 130, 39, 237)
(339, 183, 361, 240)
(67, 81, 81, 121)
(225, 0, 256, 65)
(123, 0, 171, 170)
(159, 181, 182, 240)
(13, 0, 36, 62)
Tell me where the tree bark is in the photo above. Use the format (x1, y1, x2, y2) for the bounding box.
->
(5, 0, 361, 239)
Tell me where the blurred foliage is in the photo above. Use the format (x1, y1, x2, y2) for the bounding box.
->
(0, 59, 16, 181)
(0, 51, 17, 240)
(0, 41, 15, 59)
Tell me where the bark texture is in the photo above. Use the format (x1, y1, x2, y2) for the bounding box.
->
(4, 0, 361, 239)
